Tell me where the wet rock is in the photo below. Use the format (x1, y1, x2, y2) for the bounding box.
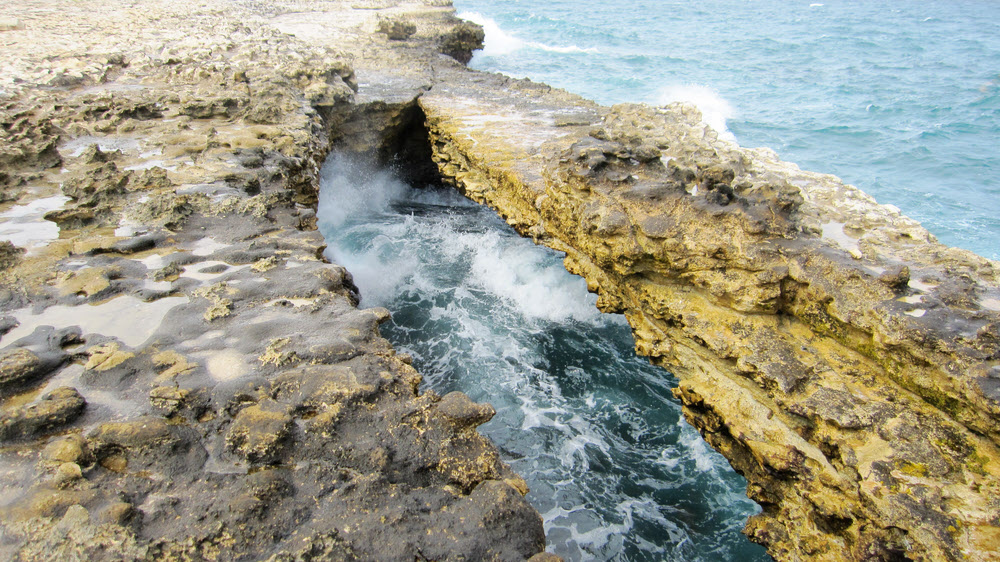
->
(61, 162, 131, 207)
(422, 64, 1000, 560)
(97, 501, 140, 528)
(0, 348, 46, 391)
(528, 553, 565, 562)
(42, 207, 97, 229)
(0, 2, 551, 560)
(0, 316, 18, 336)
(41, 434, 93, 466)
(104, 232, 164, 255)
(0, 387, 86, 441)
(52, 462, 84, 487)
(436, 391, 494, 429)
(149, 386, 189, 416)
(0, 241, 25, 270)
(265, 532, 356, 561)
(0, 111, 62, 170)
(5, 503, 145, 561)
(878, 264, 911, 290)
(83, 341, 134, 372)
(78, 144, 118, 164)
(89, 416, 207, 475)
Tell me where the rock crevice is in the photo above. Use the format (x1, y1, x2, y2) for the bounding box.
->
(420, 76, 1000, 561)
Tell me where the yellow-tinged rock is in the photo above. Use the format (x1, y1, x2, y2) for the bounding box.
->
(84, 342, 134, 371)
(152, 350, 197, 380)
(57, 267, 111, 297)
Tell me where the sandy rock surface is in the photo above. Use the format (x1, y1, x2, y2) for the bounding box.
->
(0, 1, 547, 560)
(3, 0, 1000, 560)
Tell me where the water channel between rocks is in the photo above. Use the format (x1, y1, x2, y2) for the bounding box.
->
(317, 153, 769, 561)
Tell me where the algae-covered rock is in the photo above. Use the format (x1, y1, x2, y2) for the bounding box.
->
(421, 67, 1000, 561)
(0, 241, 25, 270)
(0, 348, 45, 390)
(0, 387, 86, 441)
(377, 16, 417, 40)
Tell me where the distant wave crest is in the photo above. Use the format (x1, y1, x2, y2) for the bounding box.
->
(657, 84, 737, 142)
(459, 11, 599, 56)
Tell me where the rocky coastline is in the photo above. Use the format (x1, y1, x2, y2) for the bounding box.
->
(0, 1, 997, 561)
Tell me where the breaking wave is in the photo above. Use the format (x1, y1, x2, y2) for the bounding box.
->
(318, 153, 766, 561)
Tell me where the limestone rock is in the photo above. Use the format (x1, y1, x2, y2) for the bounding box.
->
(224, 401, 293, 464)
(377, 17, 417, 40)
(0, 1, 549, 560)
(439, 21, 485, 64)
(0, 387, 86, 441)
(0, 348, 46, 390)
(421, 66, 1000, 561)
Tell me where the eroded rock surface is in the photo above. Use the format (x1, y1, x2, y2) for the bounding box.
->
(0, 1, 545, 560)
(420, 71, 1000, 560)
(4, 0, 998, 560)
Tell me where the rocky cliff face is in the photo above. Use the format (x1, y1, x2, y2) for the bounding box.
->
(420, 74, 1000, 560)
(1, 0, 998, 560)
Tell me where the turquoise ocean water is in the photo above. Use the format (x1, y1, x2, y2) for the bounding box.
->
(456, 0, 1000, 260)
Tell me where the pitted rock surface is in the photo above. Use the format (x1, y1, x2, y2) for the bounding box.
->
(0, 1, 545, 560)
(3, 0, 999, 560)
(421, 69, 1000, 561)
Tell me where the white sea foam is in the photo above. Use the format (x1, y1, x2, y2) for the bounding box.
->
(317, 151, 760, 560)
(466, 232, 602, 323)
(459, 11, 598, 56)
(317, 153, 409, 229)
(319, 153, 603, 323)
(658, 84, 737, 142)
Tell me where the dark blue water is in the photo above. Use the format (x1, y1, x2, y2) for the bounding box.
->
(318, 155, 768, 561)
(456, 0, 1000, 260)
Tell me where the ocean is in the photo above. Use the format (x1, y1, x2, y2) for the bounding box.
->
(456, 0, 1000, 261)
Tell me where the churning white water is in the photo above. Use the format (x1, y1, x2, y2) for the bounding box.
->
(317, 153, 767, 561)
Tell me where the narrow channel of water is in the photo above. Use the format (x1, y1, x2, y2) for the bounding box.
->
(317, 153, 768, 561)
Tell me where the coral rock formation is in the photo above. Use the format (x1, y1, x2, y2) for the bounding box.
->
(421, 72, 1000, 560)
(0, 1, 542, 560)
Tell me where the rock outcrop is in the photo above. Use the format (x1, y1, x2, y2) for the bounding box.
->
(420, 72, 1000, 560)
(1, 0, 998, 560)
(0, 1, 546, 560)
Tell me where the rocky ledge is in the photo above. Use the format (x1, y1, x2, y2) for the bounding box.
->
(1, 0, 998, 561)
(0, 1, 544, 560)
(420, 69, 1000, 559)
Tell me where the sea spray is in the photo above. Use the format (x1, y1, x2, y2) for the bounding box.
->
(657, 84, 737, 142)
(459, 11, 599, 56)
(318, 153, 768, 561)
